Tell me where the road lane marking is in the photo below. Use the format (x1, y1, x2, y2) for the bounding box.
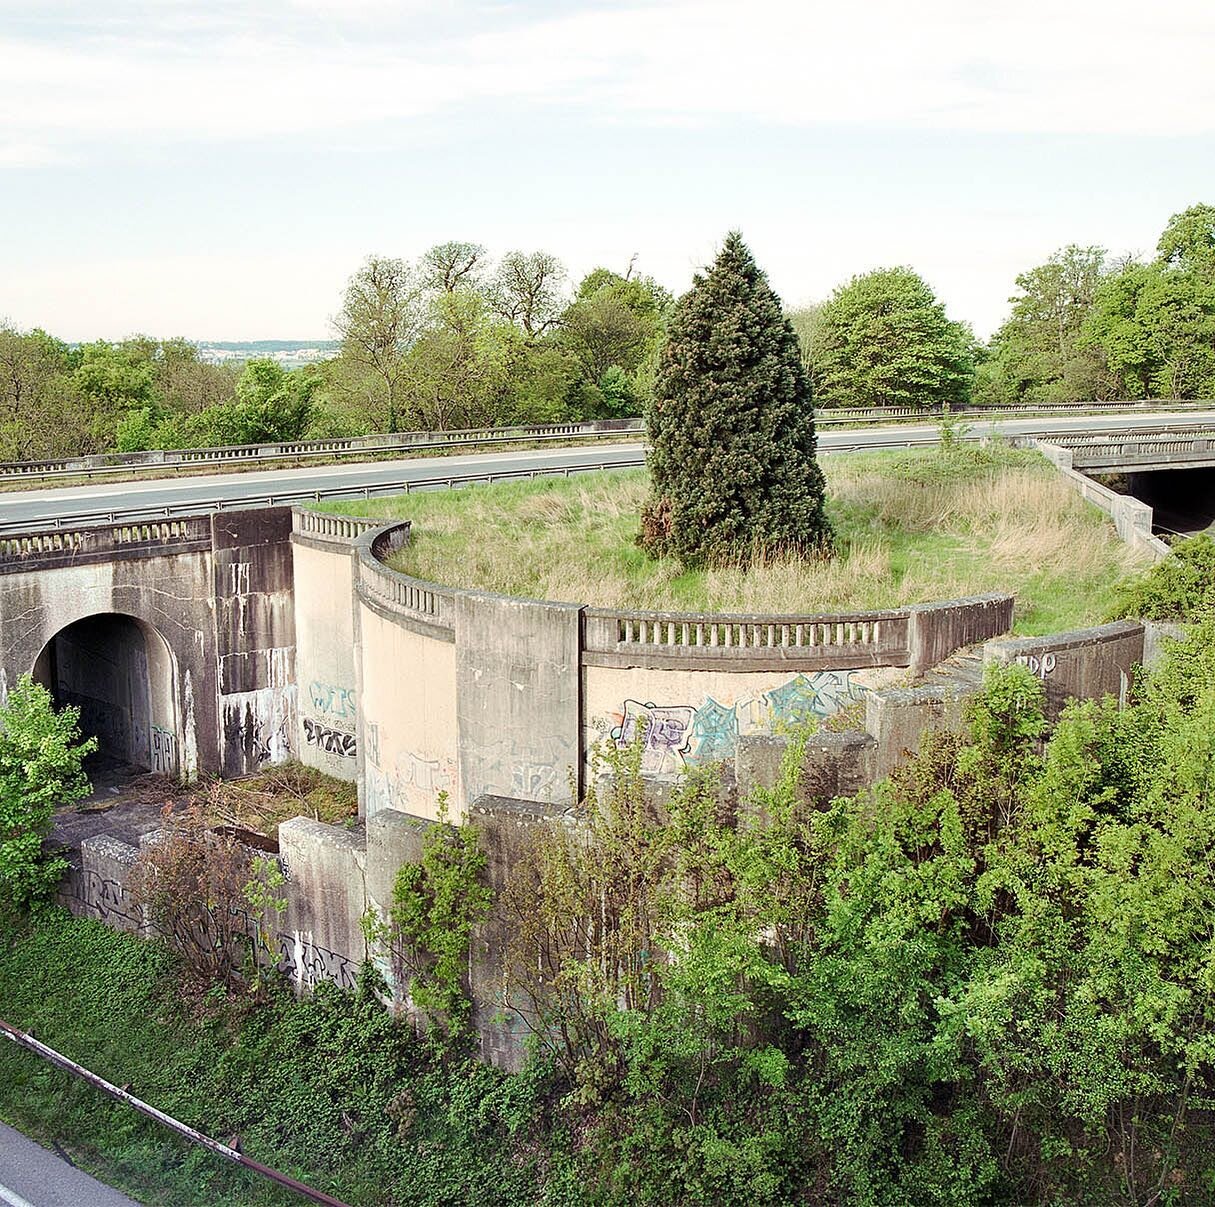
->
(0, 1181, 36, 1207)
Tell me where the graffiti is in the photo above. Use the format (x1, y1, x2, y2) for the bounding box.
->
(366, 721, 381, 769)
(278, 931, 360, 992)
(302, 717, 357, 759)
(150, 725, 176, 775)
(228, 561, 251, 595)
(1016, 652, 1057, 680)
(513, 759, 558, 799)
(60, 868, 361, 994)
(610, 700, 696, 775)
(606, 671, 864, 775)
(309, 681, 356, 719)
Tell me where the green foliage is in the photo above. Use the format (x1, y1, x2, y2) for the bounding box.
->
(0, 674, 95, 919)
(639, 230, 832, 566)
(1108, 532, 1215, 620)
(810, 265, 975, 409)
(0, 912, 552, 1207)
(978, 245, 1115, 406)
(364, 794, 490, 1037)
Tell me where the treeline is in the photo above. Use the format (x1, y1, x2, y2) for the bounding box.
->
(0, 243, 670, 462)
(2, 204, 1212, 461)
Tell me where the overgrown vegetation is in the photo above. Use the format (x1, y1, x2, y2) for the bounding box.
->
(1108, 531, 1215, 621)
(197, 760, 359, 838)
(0, 674, 95, 922)
(363, 794, 491, 1037)
(10, 621, 1215, 1203)
(324, 443, 1145, 633)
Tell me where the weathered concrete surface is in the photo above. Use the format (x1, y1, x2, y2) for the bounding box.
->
(866, 682, 974, 779)
(468, 793, 573, 1072)
(213, 509, 297, 778)
(456, 594, 582, 811)
(984, 620, 1144, 719)
(737, 729, 877, 809)
(277, 816, 366, 993)
(1142, 620, 1188, 669)
(58, 833, 148, 934)
(0, 508, 296, 781)
(908, 594, 1014, 677)
(291, 537, 359, 781)
(359, 599, 459, 821)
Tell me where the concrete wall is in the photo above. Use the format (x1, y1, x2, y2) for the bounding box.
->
(584, 663, 902, 779)
(984, 620, 1145, 719)
(0, 508, 296, 781)
(359, 601, 459, 822)
(456, 593, 582, 810)
(292, 538, 360, 780)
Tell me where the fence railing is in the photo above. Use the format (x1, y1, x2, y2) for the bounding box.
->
(4, 401, 1214, 486)
(356, 523, 457, 632)
(583, 606, 911, 667)
(291, 510, 386, 543)
(0, 515, 212, 569)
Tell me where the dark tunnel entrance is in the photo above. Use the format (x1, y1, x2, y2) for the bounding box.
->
(32, 613, 179, 784)
(1097, 467, 1215, 539)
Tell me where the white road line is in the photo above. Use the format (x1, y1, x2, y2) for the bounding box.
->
(0, 1180, 36, 1207)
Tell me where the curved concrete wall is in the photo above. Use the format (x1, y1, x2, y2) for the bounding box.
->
(291, 512, 1014, 821)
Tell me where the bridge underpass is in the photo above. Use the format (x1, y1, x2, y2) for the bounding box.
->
(32, 612, 180, 782)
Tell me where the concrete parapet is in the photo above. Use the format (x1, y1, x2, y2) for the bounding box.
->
(907, 594, 1014, 677)
(984, 620, 1144, 718)
(865, 682, 974, 779)
(61, 834, 148, 934)
(736, 729, 877, 809)
(1142, 620, 1188, 669)
(277, 817, 367, 993)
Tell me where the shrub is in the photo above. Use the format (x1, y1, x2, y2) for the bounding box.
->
(0, 674, 95, 920)
(1108, 532, 1215, 620)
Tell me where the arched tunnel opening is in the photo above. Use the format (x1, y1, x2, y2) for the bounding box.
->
(1097, 467, 1215, 539)
(32, 613, 179, 787)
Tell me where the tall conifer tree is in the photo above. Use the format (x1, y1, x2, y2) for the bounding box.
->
(640, 232, 831, 565)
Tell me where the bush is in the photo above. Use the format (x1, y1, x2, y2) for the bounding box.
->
(0, 674, 95, 919)
(1108, 532, 1215, 620)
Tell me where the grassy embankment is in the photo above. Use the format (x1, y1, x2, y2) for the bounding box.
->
(320, 444, 1147, 635)
(0, 911, 556, 1207)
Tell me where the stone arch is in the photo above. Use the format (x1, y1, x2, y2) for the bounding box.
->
(31, 612, 181, 779)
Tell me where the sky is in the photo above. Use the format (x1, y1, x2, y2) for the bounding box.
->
(2, 0, 1214, 342)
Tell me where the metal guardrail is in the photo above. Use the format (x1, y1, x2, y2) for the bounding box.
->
(1, 430, 964, 535)
(0, 1016, 352, 1206)
(3, 400, 1213, 486)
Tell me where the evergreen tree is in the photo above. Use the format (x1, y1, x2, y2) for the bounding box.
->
(639, 232, 831, 566)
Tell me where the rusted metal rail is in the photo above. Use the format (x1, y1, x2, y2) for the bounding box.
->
(0, 1016, 352, 1207)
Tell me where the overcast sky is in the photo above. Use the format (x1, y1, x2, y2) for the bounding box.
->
(3, 0, 1214, 341)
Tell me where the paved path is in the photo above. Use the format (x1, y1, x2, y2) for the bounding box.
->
(0, 1122, 140, 1206)
(3, 409, 1214, 530)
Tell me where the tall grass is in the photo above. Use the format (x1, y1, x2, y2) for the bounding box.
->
(322, 446, 1147, 635)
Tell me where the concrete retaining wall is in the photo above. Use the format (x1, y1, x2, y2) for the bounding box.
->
(984, 620, 1145, 719)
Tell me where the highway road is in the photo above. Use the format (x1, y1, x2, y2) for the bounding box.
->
(0, 1121, 140, 1206)
(3, 408, 1215, 531)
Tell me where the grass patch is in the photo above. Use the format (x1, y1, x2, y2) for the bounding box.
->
(320, 444, 1145, 635)
(197, 761, 359, 840)
(0, 911, 559, 1206)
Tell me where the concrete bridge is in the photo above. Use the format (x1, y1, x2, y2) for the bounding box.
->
(0, 509, 294, 781)
(1047, 429, 1215, 473)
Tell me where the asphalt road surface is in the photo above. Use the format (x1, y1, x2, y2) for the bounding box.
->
(0, 1122, 140, 1206)
(3, 408, 1214, 531)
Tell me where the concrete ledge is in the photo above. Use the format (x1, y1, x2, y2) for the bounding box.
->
(737, 729, 877, 806)
(865, 682, 974, 779)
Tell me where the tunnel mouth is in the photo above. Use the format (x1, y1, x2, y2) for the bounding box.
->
(32, 612, 179, 788)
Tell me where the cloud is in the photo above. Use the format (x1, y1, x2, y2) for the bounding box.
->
(2, 0, 1213, 166)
